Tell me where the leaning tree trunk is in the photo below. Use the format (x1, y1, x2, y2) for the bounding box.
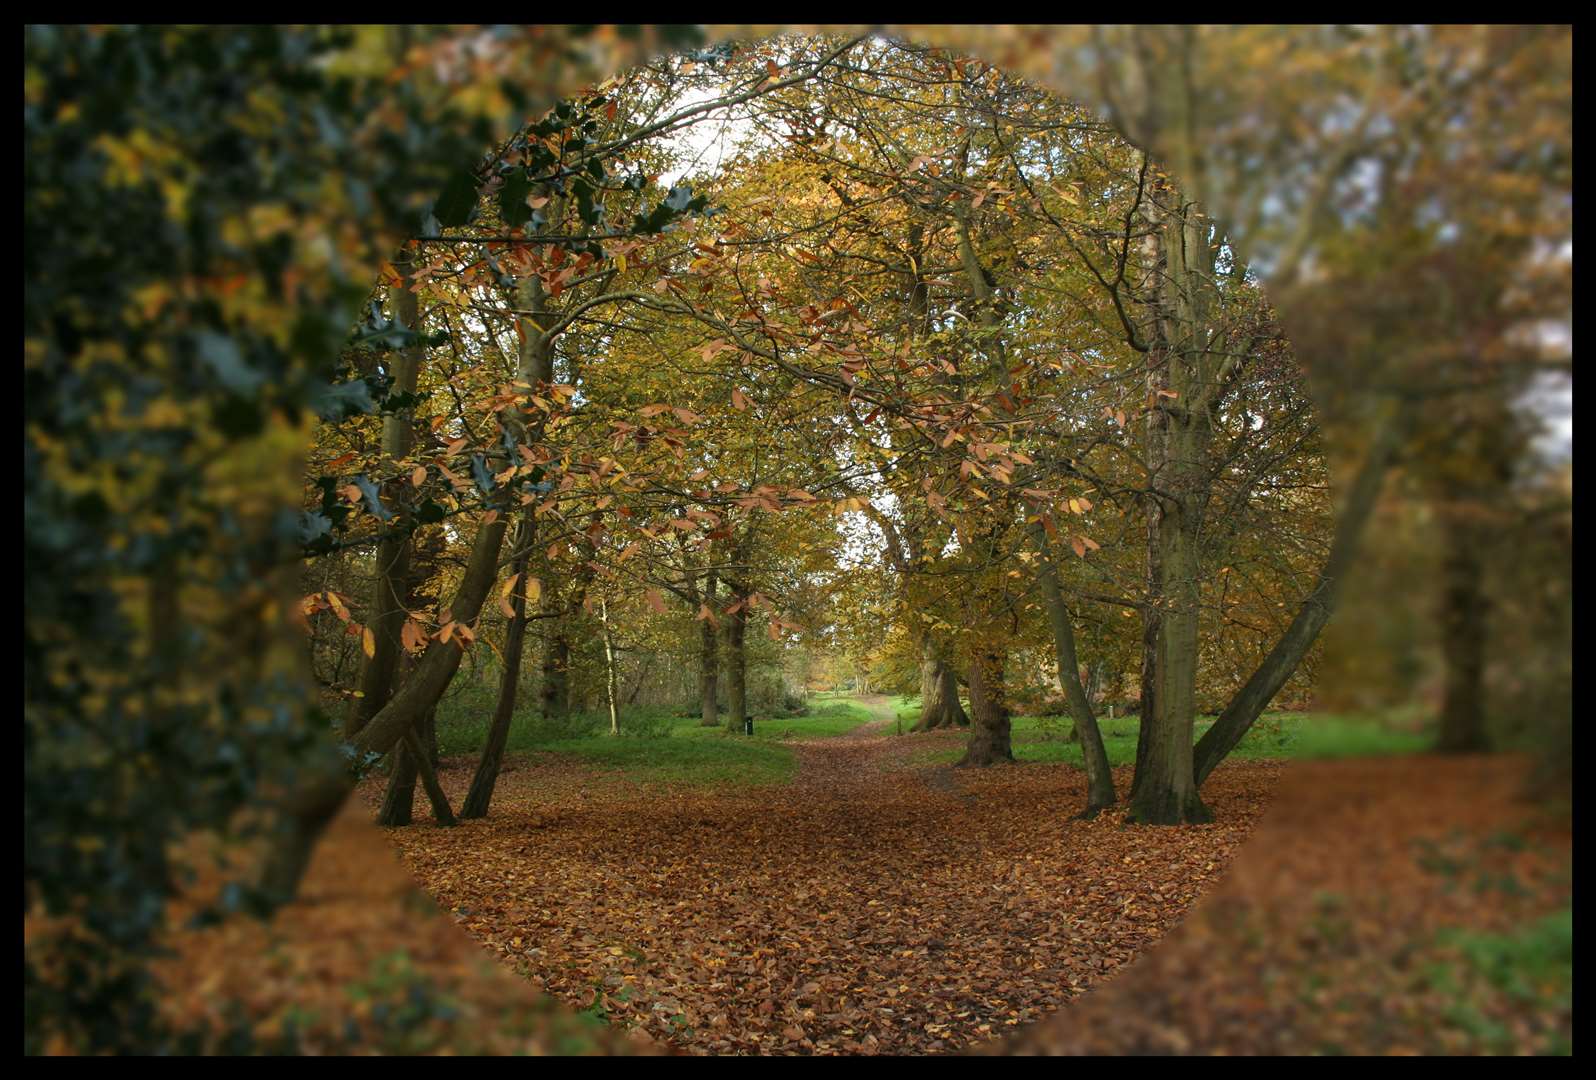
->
(1027, 520, 1116, 816)
(261, 274, 554, 894)
(956, 645, 1014, 767)
(460, 516, 536, 819)
(1193, 404, 1411, 786)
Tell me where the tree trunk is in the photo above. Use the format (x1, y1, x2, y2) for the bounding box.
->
(1127, 486, 1212, 824)
(376, 704, 436, 826)
(724, 597, 747, 733)
(912, 634, 968, 731)
(1026, 520, 1116, 815)
(699, 570, 720, 726)
(460, 516, 535, 819)
(1193, 404, 1411, 786)
(345, 275, 423, 739)
(956, 645, 1013, 767)
(261, 276, 554, 893)
(401, 722, 455, 826)
(1435, 513, 1491, 753)
(601, 597, 620, 736)
(541, 634, 571, 720)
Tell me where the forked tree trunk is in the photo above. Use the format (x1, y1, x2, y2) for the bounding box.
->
(956, 645, 1013, 767)
(460, 517, 535, 819)
(376, 704, 437, 826)
(261, 276, 554, 893)
(402, 722, 455, 826)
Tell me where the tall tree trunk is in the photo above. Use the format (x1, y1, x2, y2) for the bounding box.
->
(460, 516, 535, 819)
(601, 597, 620, 736)
(723, 594, 747, 733)
(1193, 404, 1411, 785)
(1435, 513, 1491, 753)
(346, 273, 424, 739)
(698, 570, 720, 726)
(1127, 480, 1212, 824)
(541, 634, 570, 720)
(1127, 199, 1213, 825)
(1026, 520, 1116, 815)
(956, 644, 1013, 767)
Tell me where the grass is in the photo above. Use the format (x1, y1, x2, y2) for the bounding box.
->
(1423, 908, 1573, 1055)
(433, 686, 1438, 789)
(433, 697, 878, 790)
(901, 706, 1436, 768)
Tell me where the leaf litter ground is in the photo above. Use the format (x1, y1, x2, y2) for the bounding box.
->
(149, 702, 1569, 1055)
(365, 700, 1282, 1054)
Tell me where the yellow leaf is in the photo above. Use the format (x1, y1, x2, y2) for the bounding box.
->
(361, 627, 376, 659)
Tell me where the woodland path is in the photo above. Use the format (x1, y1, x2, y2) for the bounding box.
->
(366, 699, 1284, 1054)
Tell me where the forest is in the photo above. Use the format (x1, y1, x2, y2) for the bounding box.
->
(25, 25, 1571, 1056)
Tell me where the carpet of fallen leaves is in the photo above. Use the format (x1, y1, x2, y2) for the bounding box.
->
(366, 704, 1283, 1055)
(143, 705, 1570, 1056)
(988, 753, 1572, 1056)
(148, 812, 658, 1055)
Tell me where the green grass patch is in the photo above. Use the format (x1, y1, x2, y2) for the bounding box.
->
(533, 734, 797, 788)
(1424, 909, 1573, 1054)
(433, 697, 877, 789)
(901, 707, 1436, 768)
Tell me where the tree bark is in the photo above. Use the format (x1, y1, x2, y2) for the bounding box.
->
(1435, 512, 1491, 753)
(460, 515, 535, 819)
(1026, 520, 1116, 815)
(376, 703, 437, 826)
(541, 634, 571, 720)
(601, 597, 620, 736)
(1193, 404, 1411, 786)
(345, 274, 424, 739)
(723, 593, 747, 733)
(956, 645, 1013, 767)
(912, 634, 970, 731)
(698, 569, 720, 726)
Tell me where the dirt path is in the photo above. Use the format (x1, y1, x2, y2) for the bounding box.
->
(367, 698, 1287, 1055)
